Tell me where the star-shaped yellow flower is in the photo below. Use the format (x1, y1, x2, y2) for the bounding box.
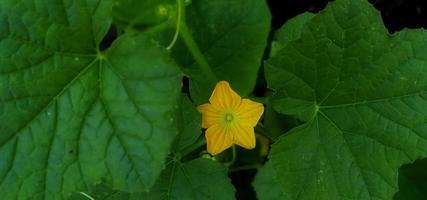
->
(197, 81, 264, 155)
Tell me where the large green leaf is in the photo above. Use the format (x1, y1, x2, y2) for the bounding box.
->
(68, 183, 130, 200)
(71, 158, 235, 200)
(254, 0, 427, 199)
(270, 12, 315, 56)
(173, 95, 202, 152)
(113, 0, 271, 103)
(178, 0, 271, 103)
(0, 0, 182, 198)
(138, 158, 235, 200)
(263, 104, 300, 141)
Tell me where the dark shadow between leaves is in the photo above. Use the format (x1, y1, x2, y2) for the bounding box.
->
(99, 25, 118, 51)
(394, 158, 427, 200)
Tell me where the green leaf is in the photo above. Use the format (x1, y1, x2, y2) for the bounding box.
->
(254, 0, 427, 199)
(73, 158, 235, 200)
(68, 183, 129, 200)
(113, 0, 175, 29)
(0, 0, 182, 198)
(177, 0, 271, 103)
(139, 158, 235, 200)
(263, 104, 300, 141)
(270, 12, 315, 56)
(253, 162, 287, 200)
(173, 95, 202, 152)
(113, 0, 272, 103)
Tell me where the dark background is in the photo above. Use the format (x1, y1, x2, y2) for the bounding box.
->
(268, 0, 427, 31)
(231, 0, 427, 199)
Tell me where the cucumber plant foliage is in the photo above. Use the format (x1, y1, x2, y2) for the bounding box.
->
(1, 0, 427, 199)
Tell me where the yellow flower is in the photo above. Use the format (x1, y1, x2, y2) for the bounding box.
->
(197, 81, 264, 155)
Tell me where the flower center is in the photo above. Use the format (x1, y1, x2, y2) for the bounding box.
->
(225, 113, 234, 122)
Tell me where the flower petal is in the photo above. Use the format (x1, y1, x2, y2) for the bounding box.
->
(205, 125, 233, 155)
(232, 124, 256, 149)
(197, 103, 223, 128)
(209, 81, 241, 109)
(236, 99, 264, 127)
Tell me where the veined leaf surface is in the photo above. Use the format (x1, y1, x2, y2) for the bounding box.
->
(0, 0, 181, 198)
(254, 0, 427, 199)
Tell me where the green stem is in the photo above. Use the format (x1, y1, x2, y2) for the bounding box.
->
(225, 145, 237, 167)
(166, 0, 183, 50)
(178, 0, 217, 83)
(79, 192, 95, 200)
(180, 136, 206, 158)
